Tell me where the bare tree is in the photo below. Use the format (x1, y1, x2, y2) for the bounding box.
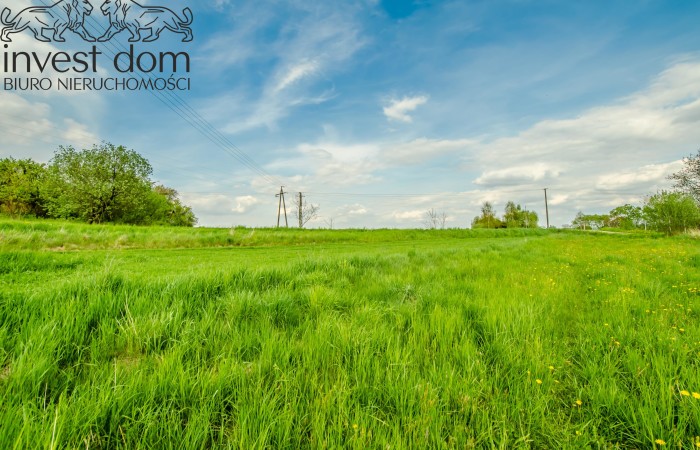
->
(423, 208, 447, 229)
(294, 193, 320, 228)
(669, 149, 700, 202)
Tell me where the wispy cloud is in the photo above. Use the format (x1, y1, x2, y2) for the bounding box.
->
(474, 163, 563, 186)
(273, 60, 320, 93)
(200, 1, 368, 134)
(467, 60, 700, 182)
(383, 95, 429, 123)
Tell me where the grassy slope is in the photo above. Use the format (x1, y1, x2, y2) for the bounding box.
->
(1, 219, 699, 448)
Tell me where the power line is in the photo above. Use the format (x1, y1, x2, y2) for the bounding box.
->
(31, 0, 287, 190)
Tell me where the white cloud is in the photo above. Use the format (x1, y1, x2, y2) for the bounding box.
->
(474, 163, 562, 186)
(232, 195, 260, 213)
(0, 92, 101, 160)
(383, 95, 429, 123)
(391, 210, 425, 221)
(472, 60, 700, 170)
(264, 140, 382, 187)
(596, 161, 683, 190)
(61, 118, 100, 145)
(549, 194, 569, 206)
(181, 193, 232, 213)
(274, 60, 320, 93)
(348, 205, 368, 215)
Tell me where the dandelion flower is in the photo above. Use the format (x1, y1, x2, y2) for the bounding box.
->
(655, 439, 665, 446)
(575, 399, 582, 406)
(536, 379, 542, 385)
(681, 390, 690, 396)
(549, 366, 555, 371)
(693, 392, 700, 399)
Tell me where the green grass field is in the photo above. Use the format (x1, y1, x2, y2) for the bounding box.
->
(1, 219, 699, 448)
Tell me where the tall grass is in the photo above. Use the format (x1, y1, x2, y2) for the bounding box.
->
(0, 216, 552, 251)
(0, 221, 699, 448)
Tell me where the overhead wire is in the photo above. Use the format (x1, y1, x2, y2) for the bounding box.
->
(30, 0, 287, 189)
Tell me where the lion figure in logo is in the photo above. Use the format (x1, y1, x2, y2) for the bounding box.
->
(98, 0, 193, 42)
(0, 0, 95, 42)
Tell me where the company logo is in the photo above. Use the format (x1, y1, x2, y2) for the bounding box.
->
(1, 0, 195, 92)
(0, 0, 193, 43)
(98, 0, 192, 43)
(1, 0, 96, 42)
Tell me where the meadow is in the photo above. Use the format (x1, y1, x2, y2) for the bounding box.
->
(0, 218, 699, 448)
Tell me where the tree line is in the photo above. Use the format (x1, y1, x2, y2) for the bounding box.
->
(471, 201, 539, 229)
(572, 150, 700, 234)
(0, 143, 196, 226)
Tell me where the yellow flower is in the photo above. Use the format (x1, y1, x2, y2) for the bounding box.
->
(693, 392, 700, 399)
(352, 424, 358, 430)
(575, 399, 582, 406)
(536, 379, 542, 385)
(681, 390, 690, 396)
(655, 439, 665, 446)
(549, 366, 555, 371)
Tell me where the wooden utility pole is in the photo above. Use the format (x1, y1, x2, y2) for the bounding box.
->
(544, 188, 550, 229)
(298, 192, 303, 228)
(276, 186, 289, 228)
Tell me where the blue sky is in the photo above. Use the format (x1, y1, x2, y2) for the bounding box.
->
(3, 0, 700, 227)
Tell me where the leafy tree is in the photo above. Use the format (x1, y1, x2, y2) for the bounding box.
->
(608, 204, 643, 229)
(643, 191, 700, 235)
(0, 158, 47, 217)
(43, 143, 154, 224)
(472, 201, 504, 229)
(503, 201, 538, 228)
(669, 149, 700, 202)
(149, 185, 197, 227)
(572, 212, 610, 230)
